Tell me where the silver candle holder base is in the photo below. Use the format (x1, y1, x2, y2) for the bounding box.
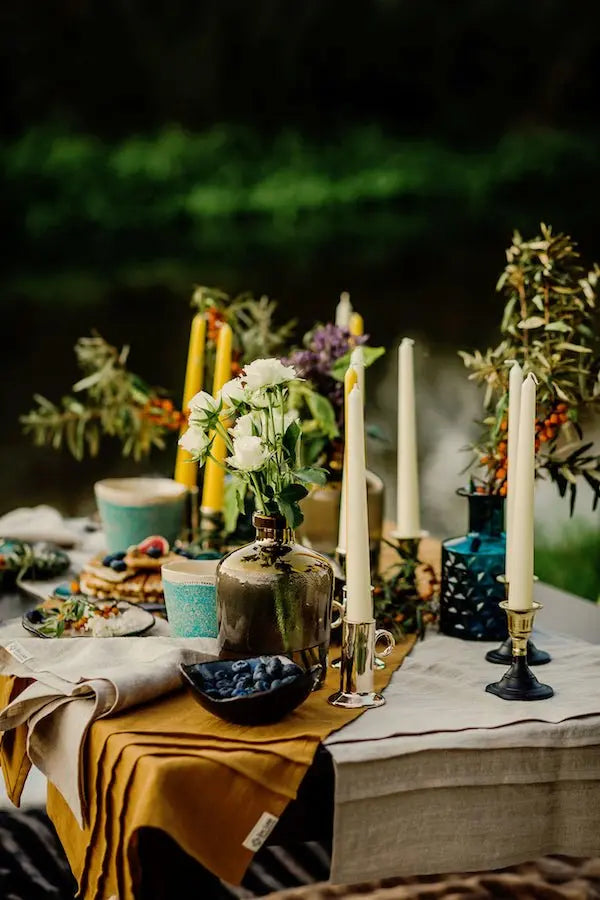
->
(328, 618, 395, 709)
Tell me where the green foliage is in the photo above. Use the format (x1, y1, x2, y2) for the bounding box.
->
(21, 335, 179, 461)
(461, 224, 600, 509)
(191, 286, 297, 367)
(3, 126, 597, 246)
(374, 538, 439, 638)
(536, 526, 600, 602)
(330, 346, 386, 382)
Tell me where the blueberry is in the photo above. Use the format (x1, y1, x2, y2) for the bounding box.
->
(266, 658, 282, 678)
(259, 656, 271, 665)
(237, 675, 252, 688)
(281, 675, 297, 686)
(204, 688, 219, 698)
(232, 660, 251, 674)
(218, 688, 233, 698)
(254, 680, 270, 693)
(213, 670, 228, 681)
(281, 665, 298, 679)
(253, 666, 267, 682)
(112, 551, 126, 560)
(146, 547, 162, 559)
(102, 554, 115, 567)
(270, 679, 282, 690)
(215, 679, 231, 690)
(201, 668, 215, 681)
(232, 688, 249, 697)
(110, 560, 127, 572)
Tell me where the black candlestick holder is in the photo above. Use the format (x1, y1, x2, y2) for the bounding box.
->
(486, 601, 553, 701)
(485, 576, 551, 666)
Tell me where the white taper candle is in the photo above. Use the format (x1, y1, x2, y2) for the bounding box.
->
(335, 292, 353, 329)
(508, 373, 536, 610)
(505, 361, 523, 584)
(345, 385, 373, 622)
(395, 338, 420, 537)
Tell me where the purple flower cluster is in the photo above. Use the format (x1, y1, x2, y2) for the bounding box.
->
(287, 324, 368, 426)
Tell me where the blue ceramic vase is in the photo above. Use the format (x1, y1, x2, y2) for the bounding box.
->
(439, 490, 507, 641)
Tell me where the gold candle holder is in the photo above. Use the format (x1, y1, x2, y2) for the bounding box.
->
(486, 600, 553, 701)
(328, 617, 395, 708)
(486, 576, 551, 666)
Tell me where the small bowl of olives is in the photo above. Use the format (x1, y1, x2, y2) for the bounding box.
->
(179, 655, 321, 725)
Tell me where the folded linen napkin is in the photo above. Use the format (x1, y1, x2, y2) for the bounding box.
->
(0, 619, 216, 825)
(0, 506, 81, 547)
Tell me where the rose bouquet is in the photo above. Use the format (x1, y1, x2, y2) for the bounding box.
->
(179, 358, 328, 529)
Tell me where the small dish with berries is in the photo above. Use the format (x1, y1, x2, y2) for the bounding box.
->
(180, 656, 320, 725)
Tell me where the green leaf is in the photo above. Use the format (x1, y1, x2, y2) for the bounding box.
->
(304, 390, 338, 439)
(279, 482, 309, 503)
(223, 474, 247, 534)
(330, 346, 385, 381)
(295, 466, 328, 486)
(556, 343, 593, 353)
(282, 420, 301, 465)
(518, 316, 546, 329)
(544, 321, 571, 333)
(277, 498, 304, 529)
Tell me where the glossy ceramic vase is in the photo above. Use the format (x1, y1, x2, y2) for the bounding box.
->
(439, 491, 508, 641)
(216, 514, 335, 686)
(298, 472, 384, 568)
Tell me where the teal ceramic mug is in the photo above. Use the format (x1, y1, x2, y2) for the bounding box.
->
(161, 559, 219, 638)
(95, 477, 187, 553)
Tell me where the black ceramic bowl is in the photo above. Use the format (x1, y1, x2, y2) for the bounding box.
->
(179, 656, 321, 726)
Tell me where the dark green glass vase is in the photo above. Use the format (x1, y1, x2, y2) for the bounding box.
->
(439, 491, 508, 641)
(216, 513, 335, 686)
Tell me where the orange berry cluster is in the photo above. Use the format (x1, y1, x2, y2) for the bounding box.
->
(141, 397, 185, 431)
(479, 402, 569, 495)
(535, 402, 569, 448)
(207, 307, 226, 343)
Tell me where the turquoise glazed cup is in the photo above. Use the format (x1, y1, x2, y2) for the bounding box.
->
(161, 559, 219, 638)
(95, 477, 187, 553)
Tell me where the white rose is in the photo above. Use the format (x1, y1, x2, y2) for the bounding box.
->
(220, 378, 247, 407)
(227, 435, 269, 472)
(178, 426, 211, 459)
(231, 411, 262, 439)
(188, 390, 219, 425)
(242, 358, 297, 391)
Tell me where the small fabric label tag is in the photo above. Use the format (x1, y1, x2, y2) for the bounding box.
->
(242, 812, 279, 851)
(5, 641, 33, 664)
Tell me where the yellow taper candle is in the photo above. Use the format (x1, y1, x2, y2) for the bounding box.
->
(348, 311, 364, 339)
(174, 313, 207, 487)
(337, 364, 359, 555)
(201, 323, 233, 513)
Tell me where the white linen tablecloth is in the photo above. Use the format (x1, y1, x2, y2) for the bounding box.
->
(325, 629, 600, 883)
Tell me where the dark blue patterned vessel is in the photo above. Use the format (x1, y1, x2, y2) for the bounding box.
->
(439, 490, 507, 641)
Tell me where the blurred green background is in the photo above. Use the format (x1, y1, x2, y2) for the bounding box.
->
(2, 0, 599, 599)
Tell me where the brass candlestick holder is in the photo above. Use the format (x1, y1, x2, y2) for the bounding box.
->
(328, 614, 395, 709)
(486, 576, 551, 666)
(486, 600, 553, 701)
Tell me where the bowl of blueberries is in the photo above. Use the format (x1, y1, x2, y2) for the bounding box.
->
(180, 655, 321, 725)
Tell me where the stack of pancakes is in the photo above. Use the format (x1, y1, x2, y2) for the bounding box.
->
(80, 545, 178, 604)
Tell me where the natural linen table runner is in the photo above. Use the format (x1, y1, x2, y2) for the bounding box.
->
(0, 633, 415, 900)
